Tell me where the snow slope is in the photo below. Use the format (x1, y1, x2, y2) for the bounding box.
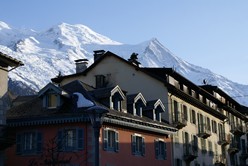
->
(0, 21, 247, 106)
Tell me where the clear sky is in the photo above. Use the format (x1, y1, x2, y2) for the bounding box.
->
(1, 0, 248, 84)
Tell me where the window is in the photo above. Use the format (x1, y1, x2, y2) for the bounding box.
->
(193, 135, 198, 152)
(183, 105, 188, 121)
(112, 93, 122, 111)
(208, 140, 213, 156)
(212, 120, 217, 133)
(95, 75, 106, 88)
(131, 134, 145, 156)
(155, 109, 161, 122)
(191, 109, 196, 124)
(16, 131, 42, 155)
(58, 128, 84, 151)
(174, 131, 179, 145)
(135, 102, 143, 117)
(155, 139, 167, 160)
(103, 128, 119, 152)
(201, 138, 207, 154)
(175, 159, 182, 166)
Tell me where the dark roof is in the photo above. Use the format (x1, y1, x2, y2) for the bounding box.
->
(7, 80, 177, 134)
(0, 52, 24, 67)
(52, 51, 147, 84)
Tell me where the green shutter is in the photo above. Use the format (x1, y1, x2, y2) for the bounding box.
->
(115, 131, 119, 152)
(131, 135, 136, 154)
(164, 142, 167, 160)
(16, 133, 22, 155)
(77, 128, 84, 150)
(103, 129, 108, 150)
(36, 132, 42, 153)
(57, 130, 63, 151)
(155, 140, 159, 159)
(142, 137, 145, 156)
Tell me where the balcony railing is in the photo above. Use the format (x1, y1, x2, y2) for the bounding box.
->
(218, 133, 231, 146)
(183, 143, 198, 162)
(228, 141, 239, 154)
(230, 123, 245, 136)
(197, 123, 211, 139)
(214, 155, 226, 166)
(172, 112, 187, 129)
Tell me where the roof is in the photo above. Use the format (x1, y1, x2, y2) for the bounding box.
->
(0, 52, 24, 68)
(7, 80, 177, 134)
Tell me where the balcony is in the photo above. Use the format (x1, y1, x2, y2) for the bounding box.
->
(228, 141, 239, 154)
(183, 144, 198, 162)
(172, 112, 187, 129)
(197, 123, 211, 139)
(230, 123, 245, 136)
(218, 133, 231, 146)
(214, 155, 226, 166)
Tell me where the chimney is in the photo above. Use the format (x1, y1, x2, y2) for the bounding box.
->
(93, 50, 106, 62)
(128, 53, 141, 67)
(75, 59, 88, 73)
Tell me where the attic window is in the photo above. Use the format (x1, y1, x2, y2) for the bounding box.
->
(95, 75, 106, 88)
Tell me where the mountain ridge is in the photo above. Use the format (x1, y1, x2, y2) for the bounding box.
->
(0, 21, 247, 106)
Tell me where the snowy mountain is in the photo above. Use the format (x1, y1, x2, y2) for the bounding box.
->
(0, 21, 248, 106)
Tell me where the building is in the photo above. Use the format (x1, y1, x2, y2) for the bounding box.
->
(0, 52, 23, 166)
(5, 78, 176, 165)
(52, 50, 248, 166)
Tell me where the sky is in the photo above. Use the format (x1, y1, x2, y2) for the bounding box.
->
(1, 0, 248, 84)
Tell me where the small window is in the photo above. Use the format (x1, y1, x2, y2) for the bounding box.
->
(58, 128, 84, 151)
(131, 134, 145, 156)
(16, 131, 42, 155)
(212, 120, 217, 133)
(103, 128, 119, 152)
(208, 140, 213, 156)
(95, 75, 106, 88)
(183, 105, 188, 121)
(191, 109, 196, 124)
(135, 102, 143, 117)
(155, 139, 167, 160)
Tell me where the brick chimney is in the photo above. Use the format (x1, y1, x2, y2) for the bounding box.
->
(93, 50, 105, 62)
(75, 59, 88, 73)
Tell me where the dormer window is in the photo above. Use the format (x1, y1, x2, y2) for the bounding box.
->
(110, 86, 126, 112)
(143, 99, 165, 122)
(112, 94, 122, 111)
(127, 93, 146, 117)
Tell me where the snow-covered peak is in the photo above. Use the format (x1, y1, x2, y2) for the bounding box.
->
(0, 21, 11, 30)
(1, 21, 248, 107)
(43, 23, 122, 46)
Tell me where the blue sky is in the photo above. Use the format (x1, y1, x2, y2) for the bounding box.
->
(1, 0, 248, 84)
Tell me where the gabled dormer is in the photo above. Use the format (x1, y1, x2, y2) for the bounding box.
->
(143, 99, 165, 122)
(127, 93, 146, 117)
(110, 86, 126, 112)
(38, 83, 69, 110)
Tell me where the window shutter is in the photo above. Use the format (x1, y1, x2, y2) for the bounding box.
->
(115, 131, 119, 152)
(131, 135, 136, 154)
(103, 129, 108, 150)
(36, 132, 42, 153)
(57, 130, 63, 151)
(77, 128, 84, 150)
(164, 142, 167, 160)
(155, 140, 159, 159)
(142, 137, 145, 156)
(16, 133, 22, 155)
(56, 95, 60, 107)
(43, 96, 47, 108)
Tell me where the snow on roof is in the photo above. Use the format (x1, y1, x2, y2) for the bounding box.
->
(73, 92, 94, 108)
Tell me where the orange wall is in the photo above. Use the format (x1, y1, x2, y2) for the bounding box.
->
(100, 125, 172, 166)
(5, 123, 87, 166)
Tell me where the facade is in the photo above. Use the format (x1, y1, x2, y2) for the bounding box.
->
(5, 80, 176, 165)
(0, 52, 23, 166)
(52, 50, 248, 166)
